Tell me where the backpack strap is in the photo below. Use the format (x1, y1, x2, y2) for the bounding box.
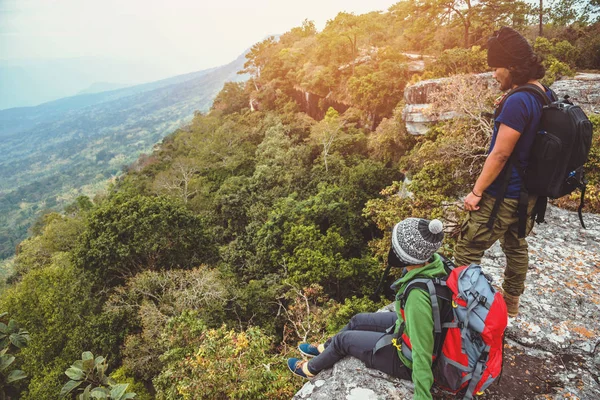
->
(485, 153, 514, 231)
(494, 83, 553, 119)
(371, 262, 393, 300)
(439, 253, 456, 274)
(372, 248, 407, 300)
(514, 83, 554, 104)
(373, 277, 451, 355)
(373, 322, 404, 354)
(463, 345, 491, 400)
(402, 279, 447, 334)
(578, 172, 587, 229)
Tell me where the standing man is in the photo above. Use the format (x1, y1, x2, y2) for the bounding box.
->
(454, 27, 551, 317)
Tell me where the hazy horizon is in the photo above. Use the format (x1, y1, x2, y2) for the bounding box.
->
(0, 0, 399, 109)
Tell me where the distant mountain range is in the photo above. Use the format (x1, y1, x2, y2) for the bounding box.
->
(77, 82, 133, 95)
(0, 57, 182, 110)
(0, 51, 248, 259)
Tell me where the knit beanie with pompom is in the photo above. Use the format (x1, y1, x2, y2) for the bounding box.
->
(391, 218, 444, 265)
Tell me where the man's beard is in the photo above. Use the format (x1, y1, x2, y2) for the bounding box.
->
(499, 74, 513, 91)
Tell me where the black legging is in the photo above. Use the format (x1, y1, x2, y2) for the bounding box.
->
(307, 312, 412, 380)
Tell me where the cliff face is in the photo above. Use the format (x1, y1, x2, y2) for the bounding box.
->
(293, 204, 600, 399)
(402, 73, 600, 135)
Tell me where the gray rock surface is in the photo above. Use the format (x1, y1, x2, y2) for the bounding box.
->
(402, 73, 495, 135)
(403, 73, 600, 135)
(549, 73, 600, 114)
(293, 205, 600, 399)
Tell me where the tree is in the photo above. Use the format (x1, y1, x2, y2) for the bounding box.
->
(347, 49, 410, 127)
(211, 82, 248, 115)
(322, 13, 362, 75)
(104, 267, 231, 381)
(547, 0, 596, 25)
(14, 212, 86, 277)
(74, 194, 216, 285)
(308, 108, 346, 173)
(153, 158, 201, 204)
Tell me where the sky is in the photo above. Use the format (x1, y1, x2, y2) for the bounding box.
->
(0, 0, 400, 75)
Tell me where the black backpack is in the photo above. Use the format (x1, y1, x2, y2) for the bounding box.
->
(488, 83, 593, 237)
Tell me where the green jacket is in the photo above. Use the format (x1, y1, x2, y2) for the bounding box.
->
(392, 253, 447, 400)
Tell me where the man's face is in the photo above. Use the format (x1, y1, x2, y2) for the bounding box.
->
(493, 67, 513, 91)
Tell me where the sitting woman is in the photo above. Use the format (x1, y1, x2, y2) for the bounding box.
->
(287, 217, 446, 400)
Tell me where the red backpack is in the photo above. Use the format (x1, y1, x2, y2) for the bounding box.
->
(378, 258, 508, 399)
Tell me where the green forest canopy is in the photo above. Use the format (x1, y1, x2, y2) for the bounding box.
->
(1, 1, 599, 398)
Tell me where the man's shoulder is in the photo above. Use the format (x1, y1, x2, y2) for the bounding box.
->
(504, 90, 537, 107)
(500, 89, 543, 120)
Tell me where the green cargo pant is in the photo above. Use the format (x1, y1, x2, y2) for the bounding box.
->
(454, 192, 537, 296)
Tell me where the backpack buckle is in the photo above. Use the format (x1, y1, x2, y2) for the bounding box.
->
(433, 277, 446, 286)
(391, 338, 402, 351)
(479, 295, 488, 304)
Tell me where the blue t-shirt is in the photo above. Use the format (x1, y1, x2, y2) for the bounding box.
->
(485, 89, 552, 199)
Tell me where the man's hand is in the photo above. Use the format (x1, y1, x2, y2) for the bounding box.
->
(464, 191, 482, 211)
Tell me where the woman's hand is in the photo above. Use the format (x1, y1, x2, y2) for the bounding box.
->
(464, 191, 482, 212)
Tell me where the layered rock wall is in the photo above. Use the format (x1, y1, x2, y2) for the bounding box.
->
(403, 73, 600, 135)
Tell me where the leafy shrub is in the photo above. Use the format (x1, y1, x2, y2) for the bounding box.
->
(533, 37, 577, 86)
(541, 56, 576, 87)
(109, 367, 152, 400)
(534, 37, 579, 66)
(60, 351, 136, 400)
(104, 267, 232, 381)
(154, 314, 296, 400)
(0, 313, 30, 400)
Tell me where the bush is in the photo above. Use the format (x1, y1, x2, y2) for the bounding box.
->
(0, 259, 127, 400)
(533, 37, 577, 86)
(110, 367, 152, 400)
(541, 56, 576, 86)
(104, 267, 232, 381)
(60, 351, 136, 400)
(154, 314, 296, 400)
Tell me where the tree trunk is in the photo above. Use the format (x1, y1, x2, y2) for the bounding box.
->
(539, 0, 543, 36)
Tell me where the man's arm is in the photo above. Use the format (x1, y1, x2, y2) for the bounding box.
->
(464, 123, 521, 211)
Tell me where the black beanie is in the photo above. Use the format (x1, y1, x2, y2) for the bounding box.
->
(487, 27, 533, 68)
